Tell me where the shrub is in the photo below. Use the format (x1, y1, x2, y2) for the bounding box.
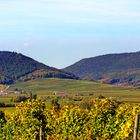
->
(0, 98, 140, 140)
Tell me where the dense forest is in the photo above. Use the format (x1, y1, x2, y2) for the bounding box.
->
(0, 51, 78, 84)
(64, 51, 140, 86)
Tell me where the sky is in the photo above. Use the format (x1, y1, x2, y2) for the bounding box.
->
(0, 0, 140, 68)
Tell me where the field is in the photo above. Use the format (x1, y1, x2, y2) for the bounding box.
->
(0, 78, 140, 113)
(4, 78, 140, 102)
(0, 78, 140, 139)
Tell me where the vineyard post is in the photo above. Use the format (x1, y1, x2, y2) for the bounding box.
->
(39, 127, 43, 140)
(133, 114, 140, 140)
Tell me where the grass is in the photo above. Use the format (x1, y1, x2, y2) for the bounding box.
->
(1, 78, 140, 113)
(9, 78, 140, 102)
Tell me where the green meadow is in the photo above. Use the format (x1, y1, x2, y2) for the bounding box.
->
(10, 78, 140, 102)
(0, 78, 140, 113)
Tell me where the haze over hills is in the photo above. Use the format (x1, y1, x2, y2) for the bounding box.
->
(0, 51, 78, 84)
(64, 51, 140, 86)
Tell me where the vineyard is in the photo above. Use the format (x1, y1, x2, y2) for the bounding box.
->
(0, 98, 140, 140)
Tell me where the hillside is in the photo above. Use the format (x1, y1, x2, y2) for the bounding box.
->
(9, 78, 140, 103)
(0, 51, 77, 84)
(64, 51, 140, 86)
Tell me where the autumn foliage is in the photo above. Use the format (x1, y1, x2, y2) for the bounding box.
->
(0, 98, 140, 140)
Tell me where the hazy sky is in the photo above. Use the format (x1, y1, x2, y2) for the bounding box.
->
(0, 0, 140, 68)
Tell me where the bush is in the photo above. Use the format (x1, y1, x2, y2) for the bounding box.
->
(0, 98, 140, 140)
(0, 102, 15, 107)
(12, 96, 29, 102)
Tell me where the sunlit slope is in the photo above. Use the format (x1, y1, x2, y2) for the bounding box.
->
(10, 78, 140, 103)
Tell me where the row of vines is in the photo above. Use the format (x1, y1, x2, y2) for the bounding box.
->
(0, 98, 140, 140)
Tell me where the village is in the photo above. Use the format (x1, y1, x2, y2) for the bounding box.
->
(0, 85, 27, 95)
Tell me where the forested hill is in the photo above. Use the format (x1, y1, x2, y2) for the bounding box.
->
(64, 51, 140, 86)
(0, 51, 77, 84)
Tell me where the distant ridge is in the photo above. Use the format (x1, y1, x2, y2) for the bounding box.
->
(63, 51, 140, 86)
(0, 51, 78, 84)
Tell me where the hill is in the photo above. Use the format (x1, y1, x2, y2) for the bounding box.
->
(0, 51, 77, 84)
(9, 78, 140, 103)
(63, 51, 140, 86)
